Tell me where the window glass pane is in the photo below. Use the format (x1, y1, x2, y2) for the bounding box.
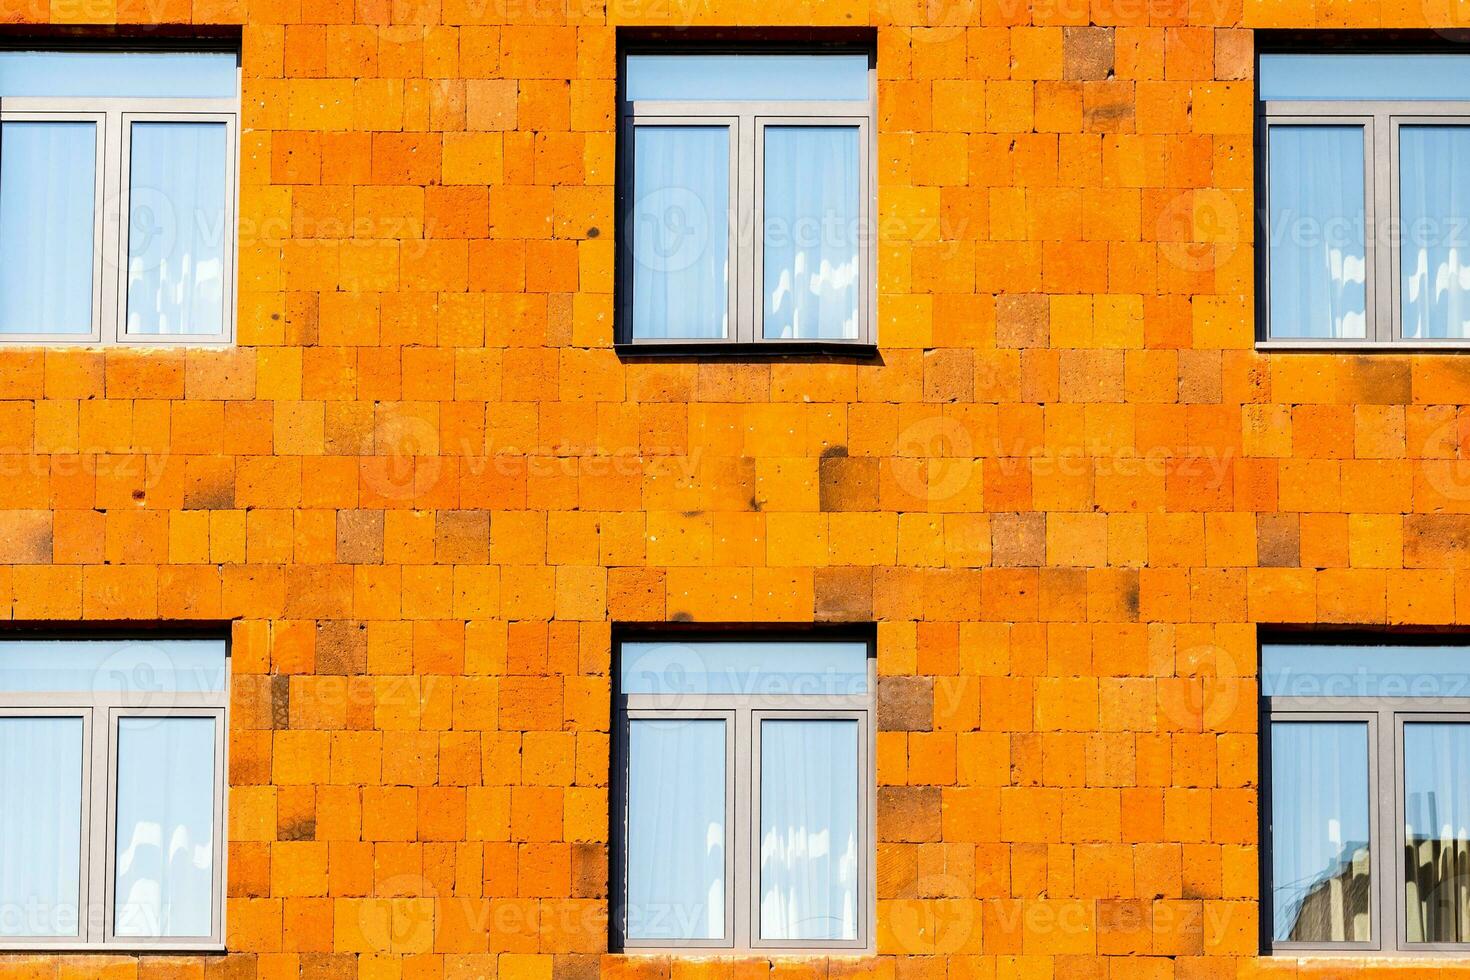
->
(0, 51, 237, 98)
(625, 54, 869, 102)
(626, 718, 725, 941)
(1405, 722, 1470, 943)
(620, 641, 869, 696)
(125, 121, 228, 337)
(0, 121, 95, 335)
(114, 716, 217, 938)
(1260, 54, 1470, 101)
(760, 719, 859, 942)
(1262, 643, 1470, 698)
(763, 126, 861, 340)
(0, 639, 227, 695)
(1268, 125, 1368, 339)
(1269, 721, 1371, 943)
(631, 126, 729, 340)
(1401, 125, 1470, 339)
(0, 717, 83, 938)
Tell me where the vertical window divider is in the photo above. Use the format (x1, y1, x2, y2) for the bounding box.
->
(1372, 110, 1395, 343)
(732, 706, 752, 947)
(100, 105, 124, 344)
(737, 109, 757, 344)
(1388, 709, 1405, 951)
(84, 704, 108, 945)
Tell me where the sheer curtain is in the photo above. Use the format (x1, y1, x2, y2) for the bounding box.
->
(1270, 721, 1372, 942)
(0, 717, 83, 937)
(631, 126, 730, 340)
(759, 719, 859, 941)
(125, 122, 227, 336)
(763, 126, 860, 340)
(626, 718, 726, 940)
(1404, 723, 1470, 942)
(1401, 126, 1470, 339)
(0, 121, 96, 335)
(1268, 125, 1368, 339)
(114, 717, 216, 938)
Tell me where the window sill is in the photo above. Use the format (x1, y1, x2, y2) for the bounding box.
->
(1258, 339, 1470, 352)
(1270, 950, 1470, 960)
(610, 950, 879, 959)
(0, 943, 227, 954)
(615, 341, 879, 360)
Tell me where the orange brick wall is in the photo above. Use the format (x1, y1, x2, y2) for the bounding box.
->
(2, 0, 1470, 978)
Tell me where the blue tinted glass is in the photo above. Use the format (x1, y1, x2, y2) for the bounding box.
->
(1268, 125, 1368, 339)
(763, 126, 861, 340)
(0, 51, 237, 98)
(1261, 54, 1470, 101)
(0, 121, 95, 335)
(621, 641, 869, 696)
(626, 54, 869, 102)
(1270, 721, 1371, 942)
(1263, 644, 1470, 697)
(125, 122, 229, 336)
(760, 719, 859, 941)
(626, 718, 726, 941)
(114, 716, 216, 938)
(0, 717, 84, 938)
(1404, 723, 1470, 942)
(631, 125, 729, 339)
(0, 639, 227, 694)
(1400, 126, 1470, 339)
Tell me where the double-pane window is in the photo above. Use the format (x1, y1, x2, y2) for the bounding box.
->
(1264, 640, 1470, 952)
(0, 49, 238, 344)
(615, 636, 873, 951)
(620, 51, 875, 347)
(0, 637, 227, 950)
(1260, 54, 1470, 344)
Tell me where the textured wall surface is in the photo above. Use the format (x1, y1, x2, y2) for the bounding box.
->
(0, 0, 1467, 977)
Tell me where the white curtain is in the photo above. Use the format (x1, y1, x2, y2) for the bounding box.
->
(114, 716, 216, 938)
(0, 121, 96, 335)
(1268, 125, 1368, 339)
(1270, 721, 1372, 942)
(1401, 126, 1470, 339)
(0, 717, 83, 937)
(125, 122, 227, 336)
(763, 126, 860, 340)
(759, 719, 858, 941)
(1404, 723, 1470, 942)
(626, 718, 726, 940)
(631, 126, 729, 340)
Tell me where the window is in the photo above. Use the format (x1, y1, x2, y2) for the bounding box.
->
(618, 48, 876, 350)
(1263, 639, 1470, 953)
(0, 637, 227, 950)
(613, 634, 874, 952)
(1259, 52, 1470, 346)
(0, 48, 239, 345)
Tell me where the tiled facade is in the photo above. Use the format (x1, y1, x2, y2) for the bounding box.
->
(2, 0, 1469, 978)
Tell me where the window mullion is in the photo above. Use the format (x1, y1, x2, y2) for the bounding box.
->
(84, 704, 110, 945)
(732, 706, 751, 948)
(738, 110, 757, 345)
(1376, 707, 1397, 951)
(100, 107, 125, 344)
(1373, 111, 1395, 343)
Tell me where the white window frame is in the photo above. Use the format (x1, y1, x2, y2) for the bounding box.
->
(612, 632, 876, 954)
(0, 641, 228, 952)
(1258, 96, 1470, 348)
(617, 49, 878, 350)
(0, 61, 239, 346)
